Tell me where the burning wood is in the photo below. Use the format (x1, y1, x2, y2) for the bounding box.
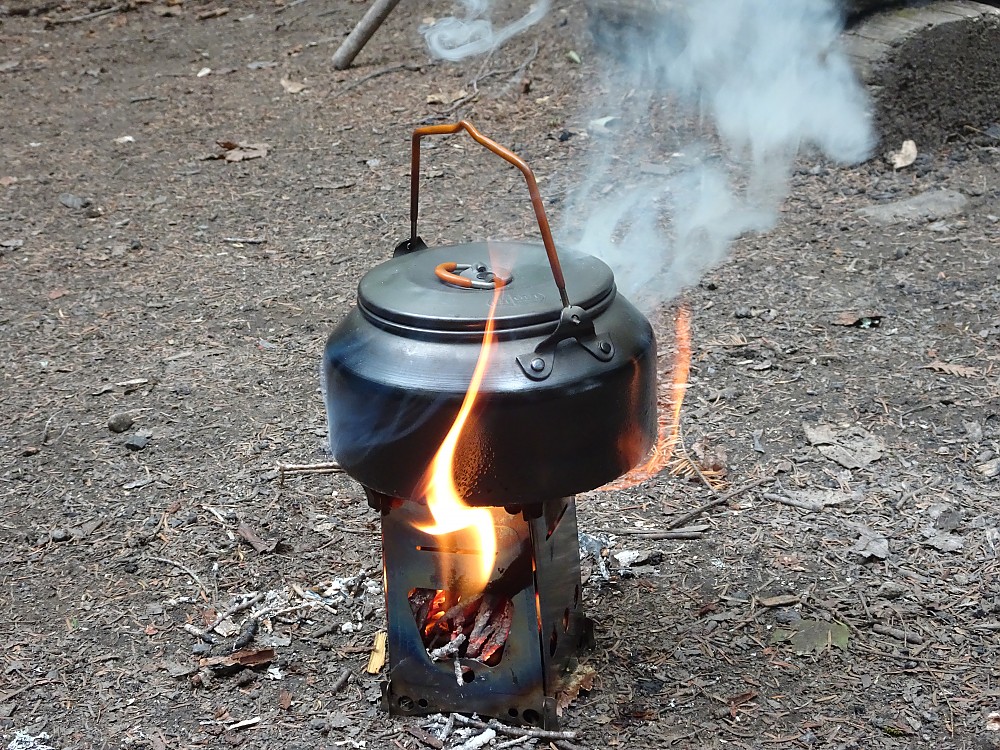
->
(409, 587, 514, 666)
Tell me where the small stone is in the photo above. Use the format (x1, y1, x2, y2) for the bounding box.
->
(50, 528, 71, 542)
(734, 307, 752, 319)
(124, 434, 149, 452)
(21, 445, 40, 456)
(108, 412, 134, 433)
(58, 192, 91, 210)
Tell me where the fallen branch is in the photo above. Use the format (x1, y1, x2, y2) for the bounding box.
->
(332, 63, 422, 97)
(147, 556, 209, 595)
(47, 3, 123, 25)
(872, 623, 924, 645)
(331, 0, 404, 70)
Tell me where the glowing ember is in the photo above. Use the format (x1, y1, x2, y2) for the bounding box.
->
(414, 285, 504, 594)
(603, 302, 692, 490)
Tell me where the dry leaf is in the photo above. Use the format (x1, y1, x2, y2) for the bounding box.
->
(921, 361, 981, 378)
(0, 176, 17, 187)
(237, 521, 279, 553)
(556, 664, 596, 715)
(47, 288, 68, 300)
(987, 712, 1000, 731)
(803, 423, 885, 469)
(280, 77, 306, 94)
(890, 139, 917, 169)
(278, 690, 292, 710)
(212, 140, 270, 162)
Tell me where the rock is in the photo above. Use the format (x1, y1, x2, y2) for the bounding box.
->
(50, 528, 70, 542)
(856, 189, 968, 225)
(124, 434, 149, 452)
(58, 192, 91, 210)
(107, 412, 134, 433)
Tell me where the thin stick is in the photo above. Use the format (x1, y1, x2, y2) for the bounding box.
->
(48, 4, 123, 25)
(222, 237, 267, 245)
(332, 63, 421, 97)
(277, 460, 343, 474)
(331, 667, 352, 693)
(331, 0, 405, 70)
(665, 475, 773, 530)
(872, 623, 924, 645)
(762, 492, 824, 512)
(147, 556, 209, 595)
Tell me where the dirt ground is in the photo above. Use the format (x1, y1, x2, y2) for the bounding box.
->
(2, 1, 1000, 749)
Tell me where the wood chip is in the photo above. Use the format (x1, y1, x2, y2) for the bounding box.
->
(366, 631, 387, 674)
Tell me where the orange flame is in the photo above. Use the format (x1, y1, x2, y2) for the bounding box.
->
(603, 302, 692, 490)
(414, 286, 502, 595)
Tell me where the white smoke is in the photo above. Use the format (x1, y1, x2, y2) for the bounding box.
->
(421, 0, 551, 61)
(421, 0, 874, 310)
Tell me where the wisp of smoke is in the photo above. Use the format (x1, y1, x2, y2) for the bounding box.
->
(421, 0, 551, 61)
(420, 0, 875, 312)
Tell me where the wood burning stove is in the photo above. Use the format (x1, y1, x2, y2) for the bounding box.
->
(323, 122, 658, 728)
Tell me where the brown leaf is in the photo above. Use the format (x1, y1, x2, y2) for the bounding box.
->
(921, 361, 981, 378)
(555, 664, 596, 715)
(278, 690, 292, 711)
(47, 288, 68, 300)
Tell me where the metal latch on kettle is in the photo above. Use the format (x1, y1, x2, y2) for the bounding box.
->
(515, 305, 614, 381)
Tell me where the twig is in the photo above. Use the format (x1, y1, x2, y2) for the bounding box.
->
(222, 237, 267, 245)
(332, 63, 422, 97)
(277, 460, 343, 476)
(331, 667, 353, 693)
(872, 623, 924, 645)
(438, 713, 456, 741)
(762, 492, 823, 512)
(600, 525, 709, 539)
(451, 714, 577, 741)
(666, 475, 773, 530)
(452, 728, 496, 750)
(273, 0, 308, 12)
(147, 556, 209, 595)
(495, 737, 534, 749)
(442, 42, 539, 116)
(47, 3, 123, 25)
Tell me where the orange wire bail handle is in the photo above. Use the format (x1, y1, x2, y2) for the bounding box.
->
(406, 121, 570, 308)
(434, 261, 511, 290)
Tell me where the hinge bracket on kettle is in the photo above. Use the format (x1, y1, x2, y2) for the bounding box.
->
(516, 305, 615, 381)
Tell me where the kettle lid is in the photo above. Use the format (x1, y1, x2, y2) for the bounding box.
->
(358, 241, 615, 334)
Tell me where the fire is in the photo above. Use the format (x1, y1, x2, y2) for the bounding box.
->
(603, 303, 692, 490)
(414, 285, 503, 594)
